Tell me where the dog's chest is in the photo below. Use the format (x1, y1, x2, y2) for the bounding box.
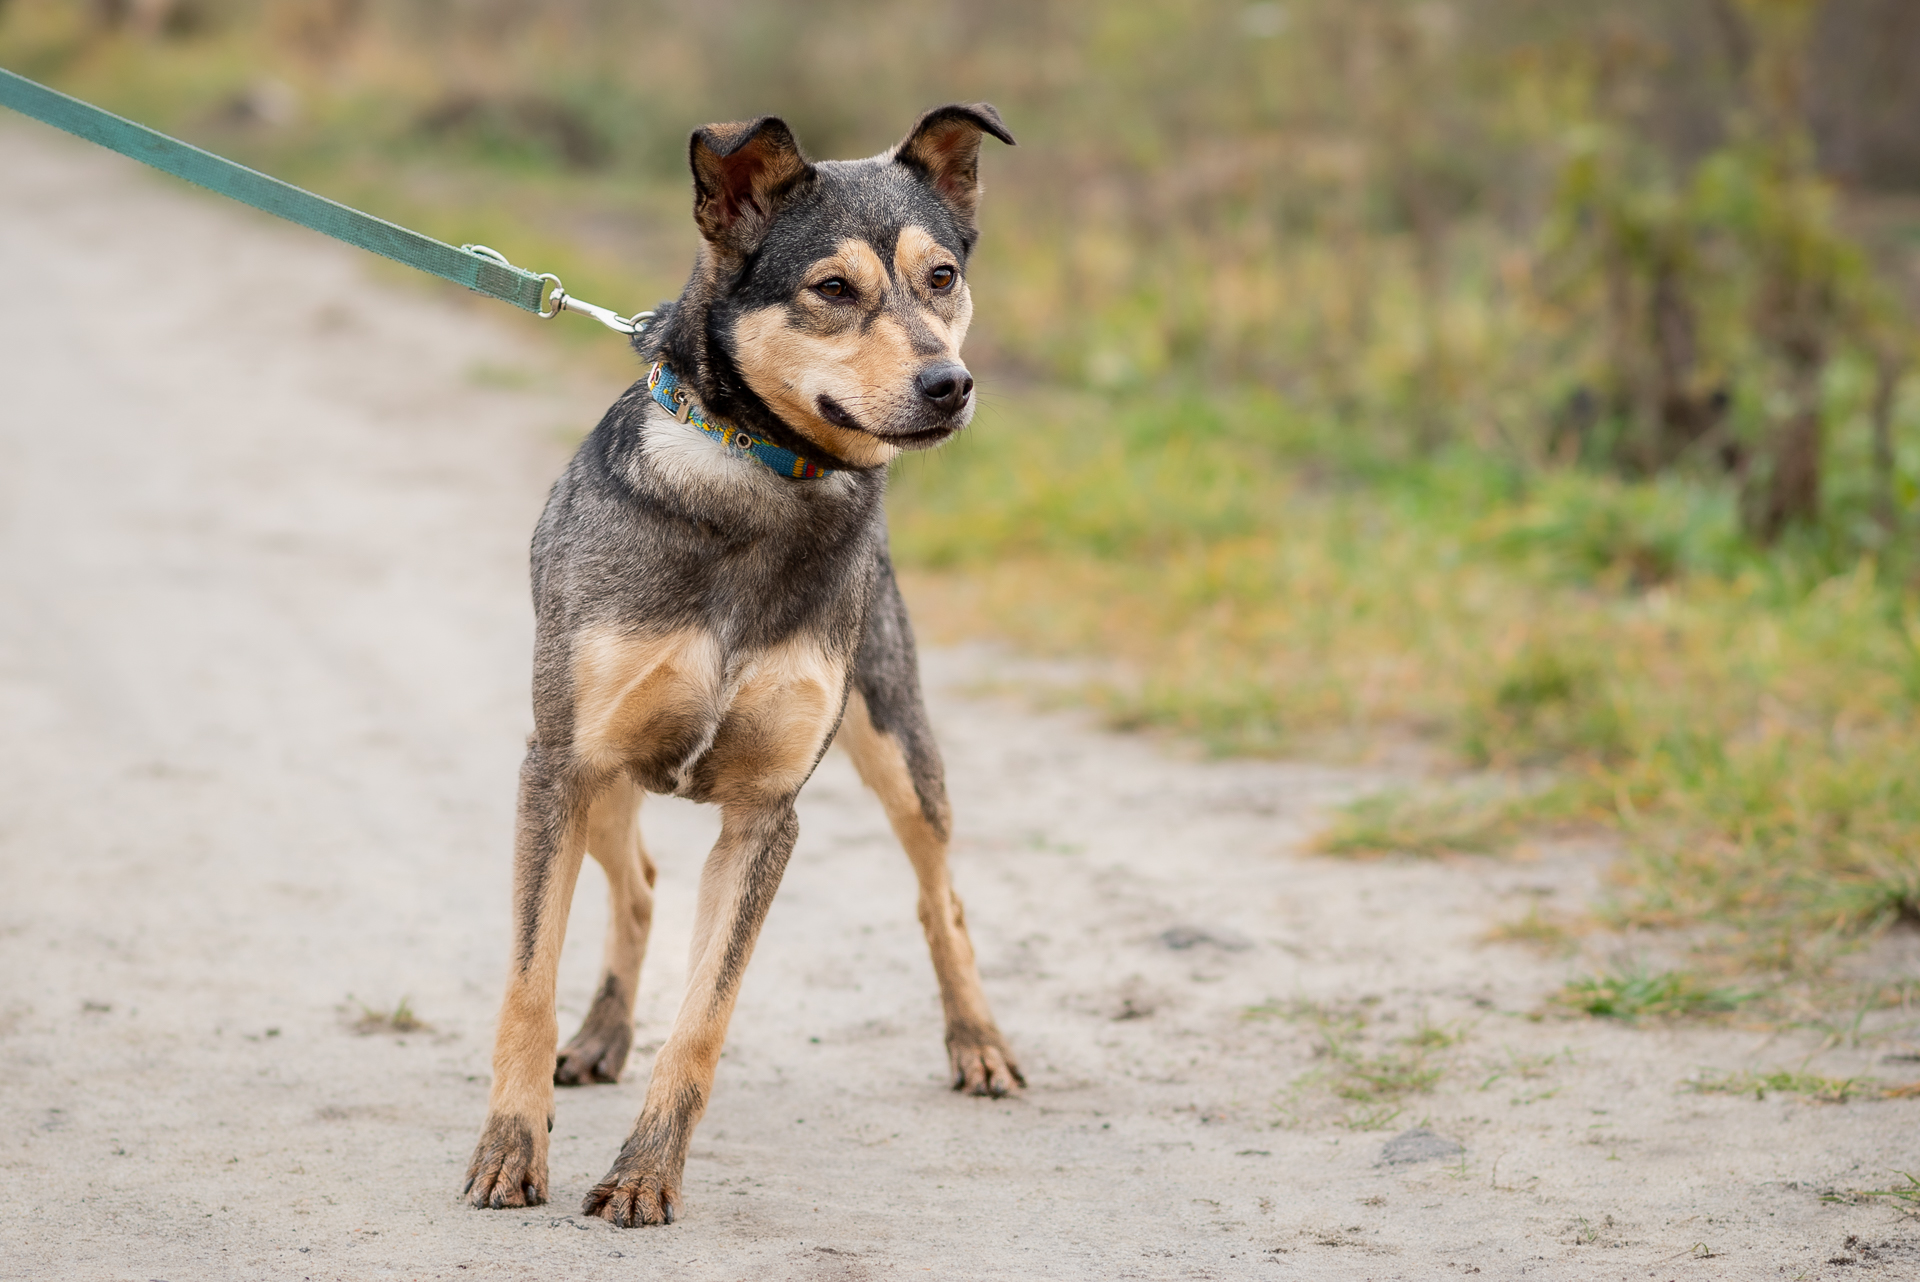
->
(568, 624, 848, 803)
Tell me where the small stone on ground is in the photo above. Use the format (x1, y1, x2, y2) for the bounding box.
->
(1378, 1127, 1465, 1166)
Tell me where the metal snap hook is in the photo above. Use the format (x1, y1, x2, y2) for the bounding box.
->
(537, 273, 565, 320)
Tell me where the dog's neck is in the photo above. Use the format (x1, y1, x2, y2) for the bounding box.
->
(635, 289, 871, 476)
(644, 362, 836, 481)
(601, 298, 881, 544)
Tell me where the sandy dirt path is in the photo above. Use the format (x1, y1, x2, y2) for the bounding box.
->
(3, 124, 1919, 1281)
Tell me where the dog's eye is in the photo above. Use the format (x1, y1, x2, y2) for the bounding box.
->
(929, 266, 957, 291)
(814, 278, 851, 299)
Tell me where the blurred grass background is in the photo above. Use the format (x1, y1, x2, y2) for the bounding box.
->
(9, 0, 1920, 993)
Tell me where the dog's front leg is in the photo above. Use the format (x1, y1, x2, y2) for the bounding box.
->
(582, 796, 799, 1226)
(464, 742, 595, 1209)
(839, 691, 1023, 1096)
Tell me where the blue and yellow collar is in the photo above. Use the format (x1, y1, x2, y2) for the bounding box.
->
(647, 362, 836, 481)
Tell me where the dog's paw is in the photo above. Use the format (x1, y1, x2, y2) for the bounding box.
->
(463, 1113, 548, 1209)
(554, 1017, 632, 1086)
(948, 1029, 1024, 1097)
(582, 1161, 679, 1227)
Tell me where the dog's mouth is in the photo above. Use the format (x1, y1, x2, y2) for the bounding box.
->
(816, 395, 962, 449)
(816, 394, 864, 432)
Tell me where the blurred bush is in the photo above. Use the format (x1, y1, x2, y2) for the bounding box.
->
(6, 0, 1916, 550)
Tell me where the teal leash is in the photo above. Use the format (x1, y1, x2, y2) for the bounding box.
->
(0, 66, 645, 334)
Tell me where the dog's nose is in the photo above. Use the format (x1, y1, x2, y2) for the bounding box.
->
(916, 363, 974, 414)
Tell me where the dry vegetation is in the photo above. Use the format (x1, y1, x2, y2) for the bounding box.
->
(9, 0, 1920, 998)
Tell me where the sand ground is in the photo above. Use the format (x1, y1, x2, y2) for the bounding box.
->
(3, 124, 1919, 1280)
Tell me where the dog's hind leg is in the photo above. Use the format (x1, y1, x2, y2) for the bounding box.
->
(839, 572, 1022, 1096)
(465, 740, 598, 1209)
(556, 775, 657, 1086)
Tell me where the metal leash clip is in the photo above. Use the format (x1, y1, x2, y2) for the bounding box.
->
(462, 245, 653, 336)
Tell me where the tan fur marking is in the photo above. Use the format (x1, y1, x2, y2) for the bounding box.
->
(480, 796, 592, 1187)
(634, 792, 793, 1146)
(825, 238, 888, 299)
(570, 624, 845, 806)
(893, 226, 971, 332)
(616, 637, 846, 1133)
(571, 626, 724, 774)
(604, 705, 829, 1216)
(555, 775, 656, 1084)
(835, 691, 944, 852)
(835, 692, 1001, 1047)
(732, 307, 905, 468)
(585, 776, 655, 985)
(699, 634, 848, 804)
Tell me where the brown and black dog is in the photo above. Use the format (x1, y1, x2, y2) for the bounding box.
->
(462, 104, 1020, 1227)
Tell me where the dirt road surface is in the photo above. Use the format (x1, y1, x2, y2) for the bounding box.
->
(4, 124, 1919, 1280)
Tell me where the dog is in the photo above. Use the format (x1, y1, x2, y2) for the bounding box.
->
(461, 103, 1020, 1227)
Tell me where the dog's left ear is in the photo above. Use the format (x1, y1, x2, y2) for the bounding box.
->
(891, 103, 1016, 246)
(690, 116, 816, 257)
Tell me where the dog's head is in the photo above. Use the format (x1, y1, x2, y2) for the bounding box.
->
(668, 104, 1014, 469)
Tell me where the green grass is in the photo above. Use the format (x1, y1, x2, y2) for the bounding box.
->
(1482, 905, 1581, 955)
(350, 996, 426, 1035)
(1821, 1172, 1920, 1208)
(1476, 1046, 1573, 1093)
(1248, 999, 1463, 1120)
(1688, 1069, 1874, 1103)
(1316, 788, 1526, 858)
(1553, 968, 1753, 1021)
(894, 386, 1920, 980)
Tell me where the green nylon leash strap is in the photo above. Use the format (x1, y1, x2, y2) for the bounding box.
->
(0, 66, 636, 325)
(0, 68, 647, 329)
(0, 67, 543, 311)
(0, 67, 829, 483)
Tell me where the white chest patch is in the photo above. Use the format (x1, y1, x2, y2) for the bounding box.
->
(634, 402, 854, 519)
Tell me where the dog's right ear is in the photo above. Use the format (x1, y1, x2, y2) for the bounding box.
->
(689, 117, 815, 257)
